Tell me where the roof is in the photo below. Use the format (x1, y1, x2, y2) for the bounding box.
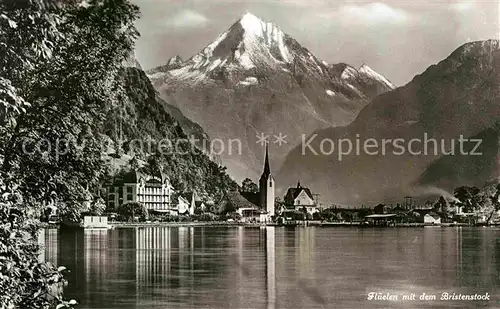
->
(392, 206, 406, 212)
(240, 191, 260, 206)
(108, 169, 143, 186)
(411, 208, 435, 216)
(365, 214, 397, 219)
(109, 167, 168, 186)
(285, 184, 314, 201)
(225, 191, 259, 209)
(425, 212, 441, 219)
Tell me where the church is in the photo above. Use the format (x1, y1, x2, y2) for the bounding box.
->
(231, 142, 275, 222)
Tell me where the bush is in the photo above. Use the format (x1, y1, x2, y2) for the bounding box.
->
(312, 211, 323, 221)
(117, 202, 148, 222)
(193, 212, 219, 222)
(224, 212, 242, 221)
(0, 183, 75, 309)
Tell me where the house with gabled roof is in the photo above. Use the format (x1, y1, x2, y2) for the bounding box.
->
(284, 181, 318, 214)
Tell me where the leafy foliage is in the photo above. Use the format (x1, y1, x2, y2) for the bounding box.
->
(117, 202, 148, 222)
(241, 178, 258, 193)
(0, 179, 76, 309)
(454, 186, 481, 213)
(0, 0, 139, 308)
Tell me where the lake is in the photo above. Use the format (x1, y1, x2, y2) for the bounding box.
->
(40, 226, 500, 308)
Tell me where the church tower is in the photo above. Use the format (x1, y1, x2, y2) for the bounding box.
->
(259, 142, 275, 218)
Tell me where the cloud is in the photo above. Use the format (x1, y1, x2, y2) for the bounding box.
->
(450, 2, 475, 12)
(277, 0, 326, 7)
(320, 2, 409, 25)
(165, 10, 209, 29)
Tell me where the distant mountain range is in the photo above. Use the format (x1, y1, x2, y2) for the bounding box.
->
(278, 40, 500, 205)
(147, 12, 394, 182)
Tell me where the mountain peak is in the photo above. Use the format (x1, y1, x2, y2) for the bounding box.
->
(239, 11, 261, 23)
(237, 12, 268, 36)
(167, 55, 183, 67)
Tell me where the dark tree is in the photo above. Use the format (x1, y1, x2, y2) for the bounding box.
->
(454, 186, 480, 212)
(241, 178, 258, 193)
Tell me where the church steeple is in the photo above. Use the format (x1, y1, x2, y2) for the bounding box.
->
(262, 142, 271, 177)
(259, 141, 275, 220)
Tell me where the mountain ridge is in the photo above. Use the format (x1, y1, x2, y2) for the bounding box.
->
(277, 39, 500, 205)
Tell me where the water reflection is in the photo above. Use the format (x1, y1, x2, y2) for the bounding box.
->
(40, 227, 500, 309)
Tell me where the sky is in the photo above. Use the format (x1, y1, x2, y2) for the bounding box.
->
(131, 0, 499, 86)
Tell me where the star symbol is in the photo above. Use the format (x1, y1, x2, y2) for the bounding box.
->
(256, 132, 269, 146)
(273, 133, 288, 146)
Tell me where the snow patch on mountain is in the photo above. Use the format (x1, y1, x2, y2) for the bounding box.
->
(238, 76, 258, 86)
(358, 64, 395, 89)
(167, 55, 183, 67)
(326, 89, 336, 97)
(340, 65, 358, 80)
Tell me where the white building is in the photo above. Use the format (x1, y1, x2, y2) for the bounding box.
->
(106, 170, 174, 213)
(424, 212, 441, 224)
(177, 196, 190, 215)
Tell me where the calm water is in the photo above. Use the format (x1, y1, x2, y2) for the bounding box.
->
(40, 226, 500, 309)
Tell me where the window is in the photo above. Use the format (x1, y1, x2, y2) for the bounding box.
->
(269, 181, 272, 187)
(109, 187, 115, 193)
(127, 194, 133, 201)
(126, 186, 132, 193)
(108, 194, 114, 200)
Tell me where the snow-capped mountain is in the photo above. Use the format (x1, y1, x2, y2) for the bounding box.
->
(151, 13, 319, 81)
(148, 12, 394, 181)
(328, 63, 395, 99)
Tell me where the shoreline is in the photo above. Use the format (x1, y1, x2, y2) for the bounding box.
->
(43, 221, 498, 229)
(106, 221, 487, 228)
(110, 221, 266, 228)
